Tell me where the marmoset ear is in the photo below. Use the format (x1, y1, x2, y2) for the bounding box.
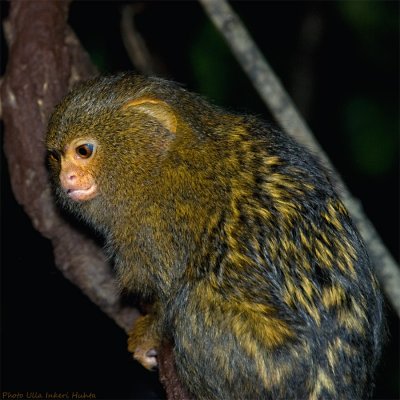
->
(123, 98, 178, 133)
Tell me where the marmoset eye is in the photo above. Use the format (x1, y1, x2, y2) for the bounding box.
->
(76, 143, 94, 158)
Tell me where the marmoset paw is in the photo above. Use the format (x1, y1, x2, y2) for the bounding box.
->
(128, 314, 160, 370)
(132, 345, 158, 371)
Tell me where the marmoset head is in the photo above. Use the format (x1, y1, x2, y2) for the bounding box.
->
(46, 74, 183, 222)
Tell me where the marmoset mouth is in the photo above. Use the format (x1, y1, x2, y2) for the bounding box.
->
(67, 184, 98, 201)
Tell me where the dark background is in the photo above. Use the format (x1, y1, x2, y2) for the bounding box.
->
(1, 1, 398, 399)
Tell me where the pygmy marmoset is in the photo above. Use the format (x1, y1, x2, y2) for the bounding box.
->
(46, 73, 384, 399)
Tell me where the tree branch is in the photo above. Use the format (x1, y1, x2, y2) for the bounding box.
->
(120, 4, 158, 75)
(199, 0, 400, 317)
(1, 1, 186, 398)
(1, 0, 138, 332)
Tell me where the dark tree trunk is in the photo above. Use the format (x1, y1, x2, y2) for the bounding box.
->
(1, 1, 189, 398)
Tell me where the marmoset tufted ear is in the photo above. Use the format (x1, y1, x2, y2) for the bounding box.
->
(123, 98, 178, 133)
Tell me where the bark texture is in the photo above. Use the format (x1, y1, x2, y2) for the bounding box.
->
(1, 1, 187, 398)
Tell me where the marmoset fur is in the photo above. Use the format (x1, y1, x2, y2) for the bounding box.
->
(46, 73, 384, 400)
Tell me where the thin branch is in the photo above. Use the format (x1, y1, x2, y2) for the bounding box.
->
(199, 0, 400, 316)
(120, 4, 160, 75)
